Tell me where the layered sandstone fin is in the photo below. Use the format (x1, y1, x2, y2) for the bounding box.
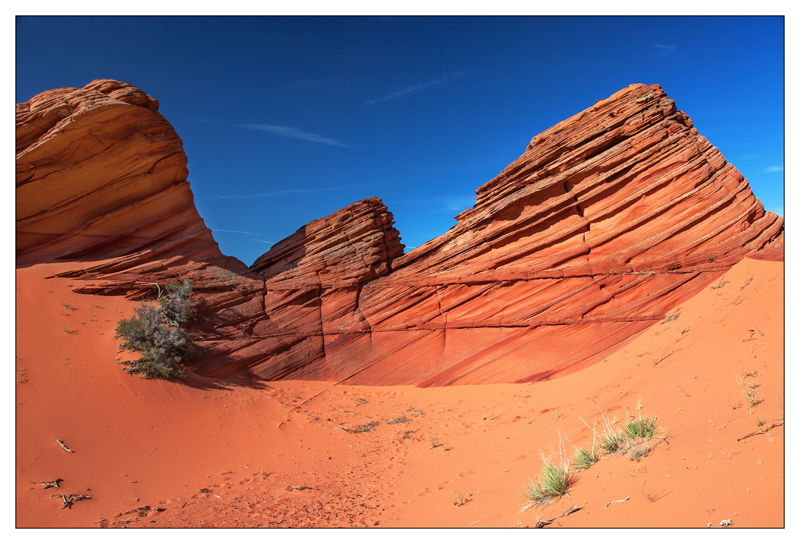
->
(233, 84, 782, 385)
(16, 81, 783, 386)
(16, 79, 221, 269)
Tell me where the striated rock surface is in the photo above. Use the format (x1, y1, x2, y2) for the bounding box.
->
(15, 80, 261, 344)
(17, 79, 224, 270)
(16, 81, 783, 386)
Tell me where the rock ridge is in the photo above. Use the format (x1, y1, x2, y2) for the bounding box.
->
(16, 80, 783, 386)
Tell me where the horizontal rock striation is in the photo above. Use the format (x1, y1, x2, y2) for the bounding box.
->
(17, 81, 783, 386)
(191, 197, 405, 379)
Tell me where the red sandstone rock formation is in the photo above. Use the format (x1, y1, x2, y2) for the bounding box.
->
(17, 80, 217, 267)
(16, 80, 783, 386)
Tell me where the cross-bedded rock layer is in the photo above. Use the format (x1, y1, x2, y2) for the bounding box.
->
(16, 80, 783, 386)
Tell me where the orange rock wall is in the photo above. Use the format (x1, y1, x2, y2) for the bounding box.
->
(16, 81, 783, 386)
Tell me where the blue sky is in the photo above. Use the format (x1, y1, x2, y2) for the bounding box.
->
(16, 16, 785, 267)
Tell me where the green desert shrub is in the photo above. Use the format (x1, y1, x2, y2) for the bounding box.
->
(115, 279, 202, 380)
(571, 446, 601, 471)
(598, 430, 624, 454)
(622, 416, 658, 440)
(522, 462, 574, 506)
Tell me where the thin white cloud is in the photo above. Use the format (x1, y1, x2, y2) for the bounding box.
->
(439, 195, 476, 212)
(367, 71, 465, 105)
(766, 166, 784, 173)
(186, 117, 351, 148)
(652, 43, 677, 54)
(238, 123, 351, 148)
(211, 228, 271, 236)
(214, 182, 385, 200)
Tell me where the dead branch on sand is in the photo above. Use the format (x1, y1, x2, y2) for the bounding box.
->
(604, 494, 631, 508)
(31, 478, 62, 489)
(738, 421, 783, 442)
(51, 491, 91, 509)
(56, 439, 75, 453)
(533, 505, 582, 528)
(654, 349, 680, 365)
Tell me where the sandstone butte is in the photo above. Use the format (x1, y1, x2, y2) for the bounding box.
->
(16, 79, 784, 387)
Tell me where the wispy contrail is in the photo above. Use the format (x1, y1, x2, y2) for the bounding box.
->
(366, 71, 465, 105)
(238, 123, 351, 148)
(214, 182, 386, 200)
(765, 166, 784, 173)
(652, 43, 677, 54)
(185, 117, 351, 148)
(210, 228, 271, 236)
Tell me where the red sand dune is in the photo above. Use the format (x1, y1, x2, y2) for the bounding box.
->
(16, 257, 783, 527)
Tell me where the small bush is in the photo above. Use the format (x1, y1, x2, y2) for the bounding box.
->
(571, 447, 600, 471)
(744, 385, 761, 408)
(522, 463, 574, 506)
(623, 416, 658, 440)
(598, 430, 624, 454)
(115, 279, 202, 380)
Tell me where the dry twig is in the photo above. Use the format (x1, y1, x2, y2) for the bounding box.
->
(56, 439, 75, 453)
(654, 349, 681, 365)
(32, 478, 62, 489)
(533, 505, 582, 528)
(52, 491, 91, 509)
(738, 421, 783, 442)
(604, 493, 631, 508)
(676, 384, 692, 397)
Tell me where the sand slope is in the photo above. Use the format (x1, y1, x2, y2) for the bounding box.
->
(16, 258, 782, 528)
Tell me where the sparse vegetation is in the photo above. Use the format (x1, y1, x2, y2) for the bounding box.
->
(430, 436, 440, 449)
(623, 416, 658, 440)
(643, 490, 663, 503)
(522, 460, 574, 506)
(344, 421, 379, 434)
(598, 429, 624, 454)
(571, 447, 600, 471)
(61, 303, 77, 311)
(575, 400, 666, 468)
(744, 384, 761, 408)
(114, 279, 202, 381)
(627, 443, 651, 461)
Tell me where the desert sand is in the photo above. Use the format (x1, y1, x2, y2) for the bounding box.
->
(15, 256, 783, 528)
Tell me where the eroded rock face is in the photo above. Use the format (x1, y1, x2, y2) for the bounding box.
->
(16, 81, 783, 386)
(16, 79, 223, 270)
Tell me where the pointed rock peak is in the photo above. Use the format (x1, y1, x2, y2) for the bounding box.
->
(249, 197, 404, 288)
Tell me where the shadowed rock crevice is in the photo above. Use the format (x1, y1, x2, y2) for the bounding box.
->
(16, 80, 783, 386)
